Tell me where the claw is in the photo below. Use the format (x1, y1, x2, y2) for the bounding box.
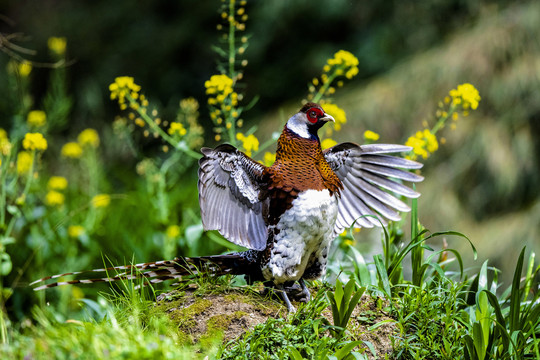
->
(277, 284, 296, 313)
(299, 279, 311, 302)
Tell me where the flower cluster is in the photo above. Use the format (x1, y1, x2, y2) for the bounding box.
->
(68, 225, 85, 238)
(109, 76, 144, 111)
(364, 130, 380, 142)
(236, 133, 259, 157)
(7, 60, 32, 78)
(449, 83, 481, 111)
(405, 129, 439, 160)
(22, 133, 48, 151)
(27, 110, 47, 128)
(321, 103, 347, 137)
(308, 50, 360, 103)
(91, 194, 111, 208)
(61, 129, 100, 159)
(206, 74, 243, 142)
(17, 151, 33, 174)
(324, 50, 360, 79)
(48, 37, 67, 56)
(78, 129, 100, 148)
(168, 122, 187, 136)
(45, 176, 68, 207)
(205, 75, 238, 106)
(406, 83, 481, 160)
(0, 129, 11, 167)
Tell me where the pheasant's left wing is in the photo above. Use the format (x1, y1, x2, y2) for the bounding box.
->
(324, 143, 423, 235)
(198, 144, 269, 251)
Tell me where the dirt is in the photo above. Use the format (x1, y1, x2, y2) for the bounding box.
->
(155, 287, 396, 358)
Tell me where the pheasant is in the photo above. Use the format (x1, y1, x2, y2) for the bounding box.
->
(32, 103, 423, 312)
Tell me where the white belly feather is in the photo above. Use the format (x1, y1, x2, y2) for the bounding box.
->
(262, 189, 338, 283)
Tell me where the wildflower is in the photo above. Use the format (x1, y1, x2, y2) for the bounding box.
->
(68, 225, 85, 238)
(22, 133, 48, 151)
(205, 74, 239, 108)
(449, 83, 481, 110)
(0, 130, 11, 156)
(27, 110, 47, 127)
(61, 142, 83, 159)
(405, 129, 439, 160)
(109, 77, 141, 108)
(364, 130, 380, 142)
(78, 129, 100, 148)
(48, 176, 68, 190)
(236, 133, 259, 157)
(46, 190, 65, 206)
(326, 50, 359, 79)
(322, 103, 347, 131)
(91, 194, 111, 208)
(180, 97, 199, 112)
(166, 225, 181, 238)
(18, 61, 32, 77)
(263, 152, 276, 167)
(48, 37, 67, 55)
(17, 151, 33, 174)
(168, 122, 187, 136)
(321, 138, 337, 150)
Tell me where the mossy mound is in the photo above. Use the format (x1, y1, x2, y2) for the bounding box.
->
(153, 287, 283, 345)
(153, 286, 396, 358)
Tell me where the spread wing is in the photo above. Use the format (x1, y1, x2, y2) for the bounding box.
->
(324, 143, 424, 235)
(198, 144, 268, 250)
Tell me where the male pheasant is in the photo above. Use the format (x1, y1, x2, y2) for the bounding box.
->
(32, 103, 423, 312)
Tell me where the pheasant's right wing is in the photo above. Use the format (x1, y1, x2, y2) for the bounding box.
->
(198, 144, 268, 250)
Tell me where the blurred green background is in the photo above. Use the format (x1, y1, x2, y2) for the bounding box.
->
(1, 0, 539, 320)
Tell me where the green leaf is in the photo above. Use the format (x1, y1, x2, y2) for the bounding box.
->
(509, 247, 525, 332)
(335, 341, 364, 359)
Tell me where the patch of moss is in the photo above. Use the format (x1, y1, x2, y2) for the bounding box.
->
(199, 311, 248, 347)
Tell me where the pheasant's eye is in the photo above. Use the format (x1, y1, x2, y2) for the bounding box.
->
(307, 109, 319, 123)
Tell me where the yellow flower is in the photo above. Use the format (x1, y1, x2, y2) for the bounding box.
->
(109, 76, 141, 106)
(166, 225, 181, 238)
(405, 129, 438, 160)
(68, 225, 85, 238)
(61, 142, 83, 158)
(322, 103, 347, 131)
(22, 133, 48, 151)
(17, 151, 33, 174)
(263, 152, 276, 167)
(449, 83, 481, 110)
(364, 130, 380, 141)
(236, 133, 259, 157)
(321, 138, 337, 150)
(48, 176, 68, 190)
(18, 61, 32, 77)
(205, 74, 234, 95)
(0, 130, 11, 156)
(91, 194, 111, 208)
(46, 190, 65, 206)
(168, 122, 187, 136)
(27, 110, 47, 127)
(48, 37, 67, 55)
(78, 129, 100, 148)
(326, 50, 359, 80)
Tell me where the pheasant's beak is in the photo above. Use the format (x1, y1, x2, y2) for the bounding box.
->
(320, 114, 335, 123)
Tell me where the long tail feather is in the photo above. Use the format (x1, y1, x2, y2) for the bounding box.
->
(31, 253, 256, 291)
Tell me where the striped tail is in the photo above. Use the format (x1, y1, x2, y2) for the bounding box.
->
(30, 252, 261, 291)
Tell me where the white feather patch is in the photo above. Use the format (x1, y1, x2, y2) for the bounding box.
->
(262, 189, 338, 283)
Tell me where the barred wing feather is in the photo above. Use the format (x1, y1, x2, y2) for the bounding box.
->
(324, 143, 423, 235)
(198, 144, 268, 250)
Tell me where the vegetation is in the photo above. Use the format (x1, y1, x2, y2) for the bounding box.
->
(1, 0, 539, 358)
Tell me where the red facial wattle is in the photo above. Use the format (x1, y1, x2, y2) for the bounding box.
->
(306, 107, 324, 123)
